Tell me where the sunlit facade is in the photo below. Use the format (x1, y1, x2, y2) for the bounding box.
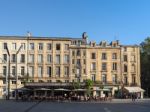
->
(0, 33, 142, 98)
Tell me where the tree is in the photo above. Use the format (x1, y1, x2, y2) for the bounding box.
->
(72, 82, 80, 89)
(140, 37, 150, 97)
(85, 79, 93, 96)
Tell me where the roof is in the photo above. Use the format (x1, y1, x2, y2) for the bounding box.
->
(0, 36, 82, 41)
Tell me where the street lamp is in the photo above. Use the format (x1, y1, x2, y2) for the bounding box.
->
(15, 45, 22, 100)
(6, 46, 10, 100)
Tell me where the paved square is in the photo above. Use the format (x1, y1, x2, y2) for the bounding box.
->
(0, 100, 150, 112)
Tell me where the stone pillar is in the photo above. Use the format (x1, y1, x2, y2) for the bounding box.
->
(141, 92, 144, 99)
(93, 90, 96, 97)
(100, 91, 103, 97)
(45, 91, 47, 97)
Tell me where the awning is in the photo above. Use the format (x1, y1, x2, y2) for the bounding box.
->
(54, 88, 70, 91)
(34, 88, 51, 91)
(124, 87, 145, 93)
(73, 89, 87, 91)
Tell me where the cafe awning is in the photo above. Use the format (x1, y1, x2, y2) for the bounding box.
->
(73, 89, 87, 91)
(54, 88, 70, 91)
(34, 88, 51, 91)
(124, 87, 145, 93)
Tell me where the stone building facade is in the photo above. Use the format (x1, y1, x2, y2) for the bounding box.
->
(0, 33, 142, 98)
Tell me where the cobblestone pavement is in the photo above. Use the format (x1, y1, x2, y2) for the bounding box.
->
(0, 99, 150, 112)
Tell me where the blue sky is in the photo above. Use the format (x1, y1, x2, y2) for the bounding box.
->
(0, 0, 150, 45)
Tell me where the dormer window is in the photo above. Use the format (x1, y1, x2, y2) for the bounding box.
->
(100, 41, 107, 47)
(113, 43, 117, 47)
(102, 43, 106, 47)
(90, 41, 96, 47)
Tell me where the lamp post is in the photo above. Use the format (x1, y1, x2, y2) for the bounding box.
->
(6, 46, 10, 100)
(15, 45, 22, 100)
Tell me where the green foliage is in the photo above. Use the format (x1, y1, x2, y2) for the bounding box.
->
(85, 79, 93, 89)
(85, 79, 93, 96)
(72, 82, 80, 89)
(140, 37, 150, 97)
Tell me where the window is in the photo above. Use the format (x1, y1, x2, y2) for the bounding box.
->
(132, 74, 136, 84)
(77, 50, 80, 56)
(12, 66, 16, 76)
(12, 81, 16, 84)
(83, 69, 86, 74)
(102, 42, 106, 47)
(112, 43, 117, 47)
(3, 80, 6, 84)
(77, 59, 80, 65)
(29, 66, 34, 77)
(29, 54, 34, 63)
(83, 59, 86, 64)
(3, 54, 7, 62)
(83, 50, 86, 56)
(65, 44, 69, 50)
(102, 74, 107, 83)
(3, 43, 7, 50)
(65, 80, 69, 83)
(21, 66, 25, 76)
(77, 68, 80, 76)
(47, 43, 52, 50)
(56, 55, 60, 64)
(20, 54, 25, 63)
(123, 55, 128, 62)
(72, 51, 75, 56)
(39, 80, 44, 83)
(112, 74, 117, 83)
(12, 43, 16, 50)
(64, 55, 69, 64)
(56, 44, 60, 50)
(102, 53, 107, 60)
(131, 64, 135, 72)
(91, 62, 96, 70)
(72, 69, 75, 73)
(124, 64, 128, 72)
(72, 59, 74, 64)
(56, 80, 61, 83)
(38, 54, 43, 63)
(47, 54, 52, 63)
(3, 66, 7, 76)
(76, 68, 80, 76)
(131, 55, 135, 62)
(112, 62, 117, 70)
(38, 66, 43, 77)
(102, 62, 107, 71)
(56, 66, 60, 77)
(91, 53, 96, 59)
(11, 54, 16, 62)
(21, 43, 25, 50)
(124, 75, 128, 85)
(29, 43, 34, 50)
(91, 74, 95, 81)
(47, 80, 51, 83)
(112, 53, 117, 59)
(64, 66, 69, 76)
(47, 66, 52, 77)
(38, 43, 43, 50)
